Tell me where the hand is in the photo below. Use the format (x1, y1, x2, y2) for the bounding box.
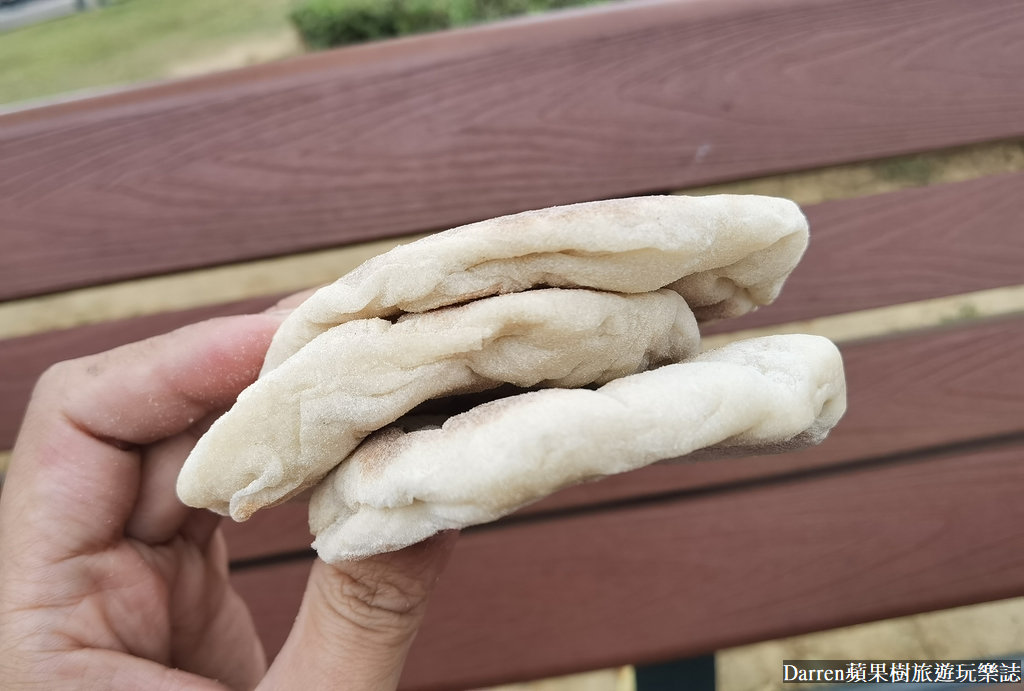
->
(0, 311, 457, 690)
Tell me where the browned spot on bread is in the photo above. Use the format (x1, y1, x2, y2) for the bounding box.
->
(355, 427, 408, 477)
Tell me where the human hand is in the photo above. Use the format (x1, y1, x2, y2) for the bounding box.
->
(0, 311, 457, 690)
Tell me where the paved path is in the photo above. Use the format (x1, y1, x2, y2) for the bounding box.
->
(0, 0, 78, 33)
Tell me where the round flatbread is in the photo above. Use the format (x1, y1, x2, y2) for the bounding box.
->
(309, 334, 847, 562)
(262, 195, 808, 373)
(177, 288, 700, 519)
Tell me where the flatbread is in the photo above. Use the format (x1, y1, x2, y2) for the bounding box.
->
(177, 288, 700, 519)
(262, 195, 808, 373)
(309, 334, 846, 562)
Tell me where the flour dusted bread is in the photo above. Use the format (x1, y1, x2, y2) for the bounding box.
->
(177, 288, 700, 519)
(261, 195, 809, 373)
(310, 335, 846, 561)
(176, 194, 846, 560)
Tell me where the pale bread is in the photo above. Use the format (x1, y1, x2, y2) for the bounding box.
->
(177, 289, 700, 519)
(309, 335, 847, 562)
(262, 195, 808, 373)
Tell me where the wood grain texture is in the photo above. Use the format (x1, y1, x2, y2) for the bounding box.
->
(3, 171, 1023, 451)
(3, 0, 1024, 299)
(231, 442, 1024, 690)
(703, 171, 1024, 334)
(219, 316, 1024, 562)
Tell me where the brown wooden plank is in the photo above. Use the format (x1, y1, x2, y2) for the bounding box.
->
(227, 503, 311, 564)
(3, 0, 1023, 299)
(231, 442, 1024, 690)
(4, 171, 1024, 452)
(211, 316, 1024, 560)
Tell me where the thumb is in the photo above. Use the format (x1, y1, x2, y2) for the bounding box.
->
(258, 532, 459, 690)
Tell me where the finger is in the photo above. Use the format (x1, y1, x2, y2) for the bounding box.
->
(258, 532, 459, 691)
(126, 434, 206, 544)
(269, 286, 322, 312)
(56, 312, 286, 445)
(126, 407, 233, 545)
(15, 648, 233, 691)
(181, 504, 224, 548)
(1, 313, 284, 561)
(167, 530, 268, 688)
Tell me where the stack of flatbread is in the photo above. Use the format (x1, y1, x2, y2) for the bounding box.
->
(177, 195, 846, 562)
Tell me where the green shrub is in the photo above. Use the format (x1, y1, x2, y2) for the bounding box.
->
(447, 0, 530, 24)
(290, 0, 602, 50)
(457, 0, 603, 22)
(448, 0, 603, 25)
(290, 0, 451, 50)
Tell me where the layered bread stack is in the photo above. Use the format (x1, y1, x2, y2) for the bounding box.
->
(177, 195, 847, 562)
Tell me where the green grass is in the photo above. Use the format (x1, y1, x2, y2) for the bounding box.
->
(0, 0, 301, 106)
(0, 0, 604, 107)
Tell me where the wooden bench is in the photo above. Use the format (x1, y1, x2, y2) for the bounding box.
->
(2, 1, 1023, 688)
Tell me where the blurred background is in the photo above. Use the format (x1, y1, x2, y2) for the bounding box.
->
(0, 0, 604, 108)
(2, 1, 1023, 690)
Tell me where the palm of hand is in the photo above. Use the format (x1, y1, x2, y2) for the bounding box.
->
(1, 312, 457, 691)
(2, 437, 265, 690)
(0, 319, 280, 690)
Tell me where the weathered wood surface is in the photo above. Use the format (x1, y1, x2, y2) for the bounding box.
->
(4, 172, 1023, 450)
(3, 0, 1023, 299)
(231, 441, 1024, 690)
(220, 315, 1024, 561)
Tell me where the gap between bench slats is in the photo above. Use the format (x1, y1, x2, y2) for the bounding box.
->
(219, 315, 1024, 561)
(2, 0, 1023, 299)
(2, 171, 1023, 450)
(230, 441, 1024, 690)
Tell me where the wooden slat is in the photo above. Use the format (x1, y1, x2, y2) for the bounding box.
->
(221, 315, 1024, 562)
(3, 0, 1023, 299)
(231, 442, 1024, 690)
(227, 503, 310, 564)
(4, 172, 1023, 451)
